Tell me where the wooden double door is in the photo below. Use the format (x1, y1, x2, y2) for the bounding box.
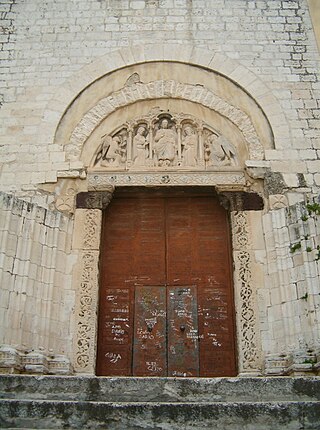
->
(96, 191, 237, 377)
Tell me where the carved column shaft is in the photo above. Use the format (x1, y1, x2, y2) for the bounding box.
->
(177, 123, 182, 161)
(72, 189, 115, 374)
(231, 210, 262, 375)
(197, 125, 204, 165)
(148, 120, 153, 161)
(127, 127, 133, 164)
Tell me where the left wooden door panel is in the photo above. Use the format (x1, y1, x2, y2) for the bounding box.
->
(97, 197, 166, 375)
(96, 286, 134, 376)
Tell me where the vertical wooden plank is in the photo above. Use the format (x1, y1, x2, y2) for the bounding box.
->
(96, 287, 134, 375)
(97, 196, 166, 376)
(133, 286, 167, 376)
(98, 192, 237, 377)
(167, 286, 199, 377)
(166, 196, 237, 377)
(198, 286, 237, 376)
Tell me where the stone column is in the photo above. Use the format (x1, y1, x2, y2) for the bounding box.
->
(126, 124, 133, 167)
(197, 124, 205, 168)
(148, 120, 153, 162)
(176, 122, 182, 163)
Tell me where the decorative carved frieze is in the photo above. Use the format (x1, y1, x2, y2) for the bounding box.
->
(73, 250, 100, 374)
(73, 207, 102, 374)
(231, 211, 261, 374)
(72, 210, 102, 251)
(87, 171, 245, 190)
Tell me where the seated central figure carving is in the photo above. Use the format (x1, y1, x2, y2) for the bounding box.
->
(154, 119, 177, 167)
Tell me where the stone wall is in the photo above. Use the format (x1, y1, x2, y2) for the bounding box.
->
(0, 0, 319, 193)
(0, 0, 319, 375)
(0, 193, 74, 373)
(261, 199, 320, 374)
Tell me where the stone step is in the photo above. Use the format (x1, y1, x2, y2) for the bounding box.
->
(0, 398, 320, 430)
(1, 376, 319, 429)
(1, 375, 320, 403)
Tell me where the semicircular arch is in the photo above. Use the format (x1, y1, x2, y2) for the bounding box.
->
(41, 44, 289, 157)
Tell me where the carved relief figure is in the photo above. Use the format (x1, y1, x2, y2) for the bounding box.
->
(100, 134, 126, 168)
(181, 126, 198, 167)
(93, 111, 241, 172)
(153, 119, 177, 167)
(205, 134, 238, 167)
(133, 126, 148, 166)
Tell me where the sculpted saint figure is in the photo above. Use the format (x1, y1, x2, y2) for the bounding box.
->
(133, 126, 148, 166)
(205, 134, 238, 167)
(100, 135, 126, 167)
(153, 119, 177, 167)
(182, 126, 198, 167)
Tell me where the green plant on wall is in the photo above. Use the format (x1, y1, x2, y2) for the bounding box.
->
(290, 242, 301, 253)
(291, 197, 320, 261)
(306, 202, 320, 216)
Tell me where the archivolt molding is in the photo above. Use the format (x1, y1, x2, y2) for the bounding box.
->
(65, 80, 264, 163)
(42, 44, 289, 152)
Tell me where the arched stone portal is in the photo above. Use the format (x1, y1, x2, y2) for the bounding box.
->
(53, 59, 273, 376)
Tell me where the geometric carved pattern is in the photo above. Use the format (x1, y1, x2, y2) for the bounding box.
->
(74, 250, 100, 373)
(87, 171, 246, 190)
(83, 211, 101, 249)
(73, 207, 104, 373)
(231, 211, 260, 373)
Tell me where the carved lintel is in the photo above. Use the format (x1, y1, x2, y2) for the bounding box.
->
(87, 171, 246, 190)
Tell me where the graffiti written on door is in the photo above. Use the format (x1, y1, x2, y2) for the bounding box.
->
(105, 352, 122, 363)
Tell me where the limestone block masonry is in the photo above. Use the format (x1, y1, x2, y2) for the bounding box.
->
(0, 0, 319, 378)
(0, 193, 74, 374)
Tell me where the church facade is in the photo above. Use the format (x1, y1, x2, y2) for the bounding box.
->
(0, 0, 319, 378)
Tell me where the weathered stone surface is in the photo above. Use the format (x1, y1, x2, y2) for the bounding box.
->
(0, 375, 319, 403)
(1, 400, 320, 429)
(264, 171, 286, 196)
(0, 376, 319, 429)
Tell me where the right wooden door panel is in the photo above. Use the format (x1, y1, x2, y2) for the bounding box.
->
(97, 193, 237, 377)
(133, 286, 167, 376)
(167, 286, 199, 377)
(166, 197, 236, 376)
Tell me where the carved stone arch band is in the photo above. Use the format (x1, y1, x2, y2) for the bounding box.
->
(72, 187, 262, 375)
(65, 80, 265, 163)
